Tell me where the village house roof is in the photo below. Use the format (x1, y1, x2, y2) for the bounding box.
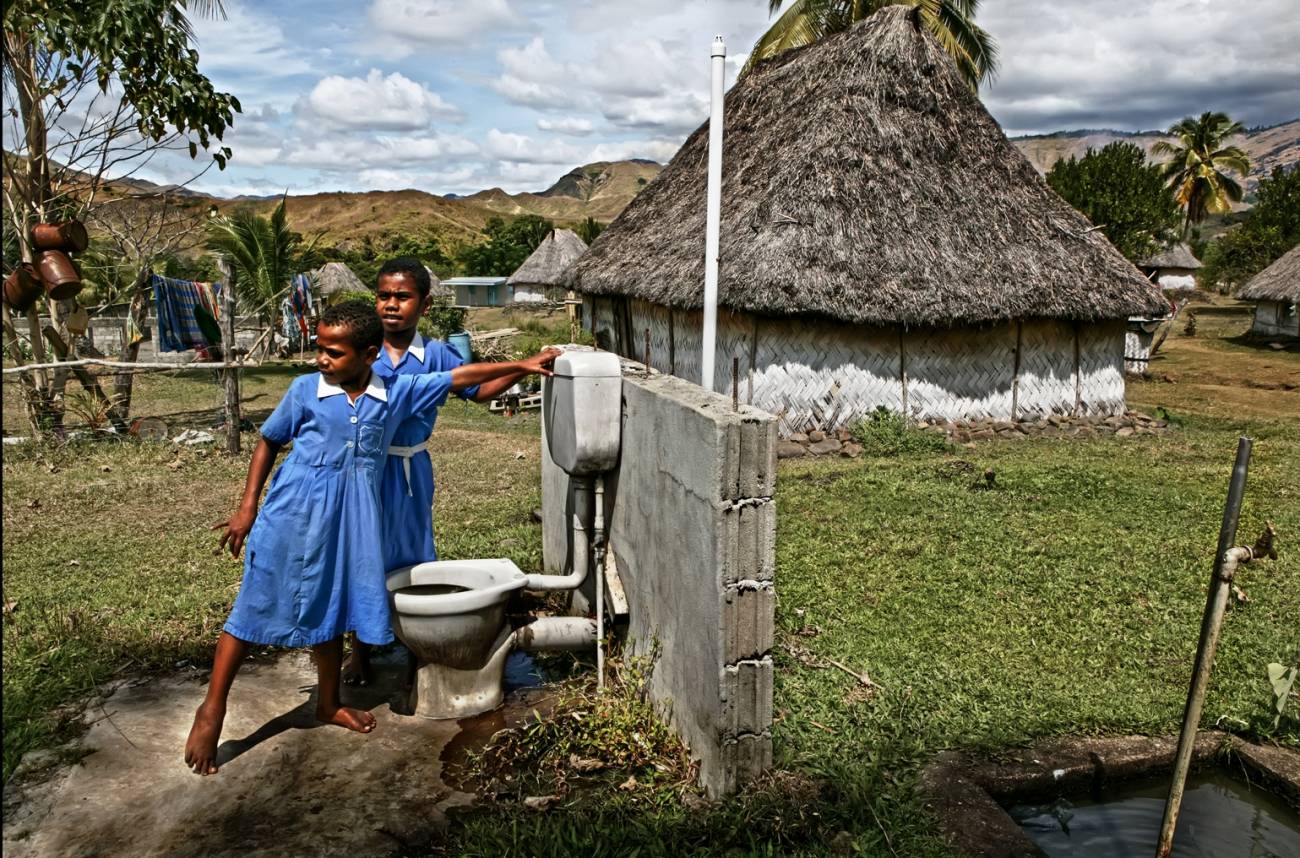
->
(1238, 245, 1300, 303)
(311, 262, 367, 296)
(565, 7, 1166, 327)
(507, 228, 588, 287)
(1137, 244, 1201, 270)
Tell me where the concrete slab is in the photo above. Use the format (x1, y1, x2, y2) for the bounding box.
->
(3, 652, 474, 858)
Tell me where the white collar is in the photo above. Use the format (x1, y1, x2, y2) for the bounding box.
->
(386, 332, 425, 367)
(316, 371, 388, 404)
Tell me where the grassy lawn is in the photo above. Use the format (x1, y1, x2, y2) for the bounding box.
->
(3, 298, 1297, 855)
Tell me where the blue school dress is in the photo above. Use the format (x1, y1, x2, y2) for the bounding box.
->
(371, 333, 479, 570)
(223, 369, 452, 647)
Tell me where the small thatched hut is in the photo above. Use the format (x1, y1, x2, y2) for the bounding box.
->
(312, 262, 367, 304)
(424, 266, 454, 303)
(565, 7, 1165, 432)
(1238, 246, 1299, 339)
(508, 228, 588, 303)
(1137, 244, 1201, 292)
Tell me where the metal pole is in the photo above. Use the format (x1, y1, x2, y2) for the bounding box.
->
(219, 260, 241, 455)
(1155, 436, 1252, 857)
(701, 35, 726, 392)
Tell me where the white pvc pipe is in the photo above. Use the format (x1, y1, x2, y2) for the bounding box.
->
(701, 35, 726, 392)
(512, 617, 598, 653)
(525, 476, 593, 590)
(594, 475, 606, 691)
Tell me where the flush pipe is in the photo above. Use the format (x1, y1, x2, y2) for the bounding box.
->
(526, 475, 592, 590)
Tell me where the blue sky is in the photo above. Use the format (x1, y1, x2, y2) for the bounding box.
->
(140, 0, 1300, 198)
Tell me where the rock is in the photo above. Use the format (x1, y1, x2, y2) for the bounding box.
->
(996, 428, 1017, 439)
(1115, 427, 1136, 438)
(840, 442, 863, 459)
(776, 441, 808, 459)
(1047, 414, 1067, 426)
(835, 428, 854, 442)
(953, 430, 971, 443)
(808, 438, 842, 456)
(788, 432, 809, 444)
(1151, 420, 1168, 429)
(993, 420, 1016, 432)
(969, 428, 995, 441)
(1042, 426, 1061, 438)
(808, 430, 826, 443)
(524, 795, 561, 811)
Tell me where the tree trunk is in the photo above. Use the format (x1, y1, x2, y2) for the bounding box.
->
(110, 270, 154, 424)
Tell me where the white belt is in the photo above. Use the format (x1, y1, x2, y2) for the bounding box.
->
(387, 437, 431, 497)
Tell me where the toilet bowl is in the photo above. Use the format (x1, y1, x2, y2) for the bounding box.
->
(387, 558, 528, 719)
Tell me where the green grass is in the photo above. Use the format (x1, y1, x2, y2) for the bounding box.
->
(3, 300, 1298, 856)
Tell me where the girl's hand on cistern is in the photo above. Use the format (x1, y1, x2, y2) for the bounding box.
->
(521, 347, 563, 377)
(213, 510, 255, 557)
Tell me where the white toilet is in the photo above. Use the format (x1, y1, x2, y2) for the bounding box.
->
(387, 559, 527, 718)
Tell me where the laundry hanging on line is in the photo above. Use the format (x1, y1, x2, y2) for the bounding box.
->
(280, 273, 317, 350)
(152, 274, 224, 353)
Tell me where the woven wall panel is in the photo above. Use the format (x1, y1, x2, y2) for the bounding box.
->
(584, 298, 1129, 429)
(753, 318, 900, 433)
(1017, 320, 1076, 417)
(1123, 329, 1153, 375)
(904, 325, 1015, 420)
(1078, 320, 1126, 415)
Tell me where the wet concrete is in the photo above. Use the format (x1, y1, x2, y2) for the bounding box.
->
(3, 651, 474, 858)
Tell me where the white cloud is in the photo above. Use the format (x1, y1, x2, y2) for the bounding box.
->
(285, 133, 480, 171)
(484, 129, 582, 165)
(367, 0, 519, 54)
(537, 117, 594, 136)
(301, 70, 461, 131)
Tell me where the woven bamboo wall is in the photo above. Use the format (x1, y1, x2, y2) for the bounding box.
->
(585, 297, 1129, 433)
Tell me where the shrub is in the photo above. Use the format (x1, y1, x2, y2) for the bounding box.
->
(851, 407, 950, 457)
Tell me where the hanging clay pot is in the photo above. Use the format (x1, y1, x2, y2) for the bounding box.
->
(38, 250, 84, 300)
(31, 220, 89, 254)
(3, 264, 43, 312)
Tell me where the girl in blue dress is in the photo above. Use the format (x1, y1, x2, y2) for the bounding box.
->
(343, 257, 547, 686)
(184, 300, 558, 775)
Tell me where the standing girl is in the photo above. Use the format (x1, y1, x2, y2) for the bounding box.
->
(184, 300, 558, 774)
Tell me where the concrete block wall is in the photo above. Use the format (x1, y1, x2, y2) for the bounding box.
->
(541, 366, 778, 796)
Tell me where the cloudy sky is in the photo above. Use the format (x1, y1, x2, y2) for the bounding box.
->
(138, 0, 1299, 198)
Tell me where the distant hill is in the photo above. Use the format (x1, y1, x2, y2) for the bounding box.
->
(1011, 119, 1299, 197)
(457, 159, 662, 222)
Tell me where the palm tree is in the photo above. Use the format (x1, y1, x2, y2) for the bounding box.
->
(746, 0, 998, 89)
(206, 195, 319, 357)
(1152, 112, 1251, 233)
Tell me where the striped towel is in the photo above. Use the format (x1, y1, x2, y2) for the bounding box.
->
(152, 275, 223, 353)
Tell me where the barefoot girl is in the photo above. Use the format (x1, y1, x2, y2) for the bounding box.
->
(342, 257, 552, 686)
(185, 300, 558, 775)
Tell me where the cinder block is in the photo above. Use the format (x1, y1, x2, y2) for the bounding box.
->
(736, 415, 778, 500)
(721, 658, 774, 737)
(709, 732, 774, 797)
(722, 500, 776, 585)
(723, 584, 775, 663)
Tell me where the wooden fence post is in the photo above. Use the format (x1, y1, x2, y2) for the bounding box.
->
(219, 260, 241, 454)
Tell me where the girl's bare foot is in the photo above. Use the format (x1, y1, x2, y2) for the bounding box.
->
(184, 701, 226, 775)
(316, 703, 376, 733)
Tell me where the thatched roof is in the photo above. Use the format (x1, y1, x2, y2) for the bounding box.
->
(1238, 245, 1300, 303)
(1138, 244, 1201, 270)
(424, 266, 453, 300)
(312, 262, 367, 296)
(566, 7, 1166, 327)
(508, 229, 588, 287)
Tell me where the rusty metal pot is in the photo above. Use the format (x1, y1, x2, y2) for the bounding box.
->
(38, 250, 84, 300)
(3, 264, 43, 312)
(31, 220, 89, 253)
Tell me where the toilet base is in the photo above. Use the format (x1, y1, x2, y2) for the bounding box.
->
(407, 626, 515, 719)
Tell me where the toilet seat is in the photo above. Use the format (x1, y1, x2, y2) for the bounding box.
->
(387, 558, 528, 616)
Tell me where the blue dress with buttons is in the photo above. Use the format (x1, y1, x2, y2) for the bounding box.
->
(370, 333, 479, 571)
(223, 370, 452, 647)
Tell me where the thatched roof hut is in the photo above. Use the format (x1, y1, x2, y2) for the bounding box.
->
(312, 262, 367, 298)
(564, 7, 1164, 431)
(1137, 244, 1201, 292)
(424, 266, 453, 301)
(508, 228, 588, 289)
(1238, 246, 1299, 339)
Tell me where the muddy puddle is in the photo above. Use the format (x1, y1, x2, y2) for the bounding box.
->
(1009, 770, 1300, 857)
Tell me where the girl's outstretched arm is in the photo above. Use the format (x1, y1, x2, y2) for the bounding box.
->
(213, 437, 283, 557)
(448, 347, 561, 391)
(467, 348, 563, 402)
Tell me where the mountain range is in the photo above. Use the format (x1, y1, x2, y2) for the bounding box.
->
(105, 119, 1299, 254)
